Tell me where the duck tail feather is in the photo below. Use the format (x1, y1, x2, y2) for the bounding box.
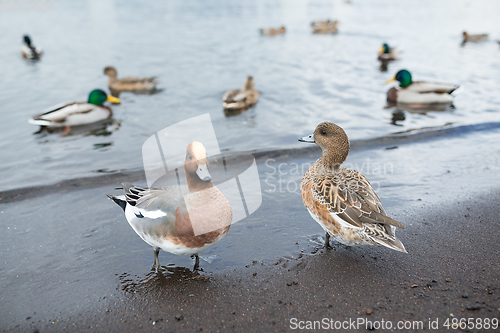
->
(372, 236, 407, 253)
(107, 194, 127, 212)
(449, 85, 462, 96)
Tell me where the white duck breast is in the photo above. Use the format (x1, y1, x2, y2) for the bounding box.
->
(21, 45, 43, 59)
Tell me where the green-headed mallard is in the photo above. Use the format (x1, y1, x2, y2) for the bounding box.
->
(260, 26, 286, 36)
(311, 20, 338, 34)
(378, 43, 399, 62)
(103, 66, 158, 92)
(29, 89, 120, 133)
(386, 69, 460, 105)
(222, 76, 260, 110)
(462, 31, 488, 45)
(21, 35, 43, 60)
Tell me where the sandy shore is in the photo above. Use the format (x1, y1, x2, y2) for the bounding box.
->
(2, 127, 500, 332)
(39, 189, 499, 332)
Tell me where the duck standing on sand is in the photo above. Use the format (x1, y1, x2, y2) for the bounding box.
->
(311, 20, 338, 34)
(108, 142, 233, 272)
(222, 76, 260, 111)
(462, 31, 488, 45)
(21, 35, 43, 60)
(260, 26, 286, 36)
(103, 66, 158, 93)
(386, 69, 460, 105)
(299, 121, 406, 253)
(28, 89, 120, 134)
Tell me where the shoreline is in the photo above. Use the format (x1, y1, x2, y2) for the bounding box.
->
(2, 120, 500, 203)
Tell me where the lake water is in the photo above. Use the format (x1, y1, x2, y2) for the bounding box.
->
(0, 0, 499, 191)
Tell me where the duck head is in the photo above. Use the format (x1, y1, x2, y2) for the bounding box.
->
(380, 43, 390, 54)
(244, 76, 254, 90)
(299, 121, 350, 169)
(88, 89, 120, 105)
(103, 66, 118, 79)
(184, 141, 212, 187)
(23, 35, 32, 46)
(387, 69, 412, 88)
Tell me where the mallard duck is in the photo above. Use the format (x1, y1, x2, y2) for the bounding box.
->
(462, 31, 488, 44)
(311, 20, 338, 34)
(29, 89, 120, 133)
(222, 76, 260, 110)
(386, 69, 460, 105)
(260, 26, 286, 36)
(108, 141, 233, 272)
(103, 66, 158, 92)
(378, 43, 399, 62)
(21, 35, 43, 60)
(299, 122, 406, 252)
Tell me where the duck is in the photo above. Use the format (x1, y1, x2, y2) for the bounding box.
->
(108, 141, 233, 272)
(311, 20, 338, 34)
(222, 76, 260, 110)
(260, 26, 286, 36)
(28, 89, 120, 134)
(299, 122, 406, 252)
(377, 43, 399, 62)
(386, 69, 460, 105)
(103, 66, 158, 92)
(462, 31, 488, 45)
(21, 35, 43, 60)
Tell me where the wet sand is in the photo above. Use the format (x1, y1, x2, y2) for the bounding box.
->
(2, 127, 500, 332)
(66, 191, 500, 332)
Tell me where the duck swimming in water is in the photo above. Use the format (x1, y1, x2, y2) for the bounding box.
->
(386, 69, 460, 105)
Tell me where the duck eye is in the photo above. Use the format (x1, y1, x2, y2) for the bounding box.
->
(188, 154, 192, 160)
(321, 130, 326, 135)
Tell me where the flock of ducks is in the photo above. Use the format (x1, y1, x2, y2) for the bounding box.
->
(19, 18, 495, 271)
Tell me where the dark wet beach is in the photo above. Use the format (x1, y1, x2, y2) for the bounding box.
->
(1, 0, 500, 331)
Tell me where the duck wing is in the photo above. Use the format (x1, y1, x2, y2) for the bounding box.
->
(408, 82, 458, 94)
(310, 169, 405, 229)
(121, 182, 187, 218)
(222, 89, 241, 102)
(29, 102, 99, 125)
(119, 76, 158, 84)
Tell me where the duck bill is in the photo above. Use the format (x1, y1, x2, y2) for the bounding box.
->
(298, 134, 315, 143)
(386, 77, 396, 83)
(378, 46, 385, 54)
(196, 163, 212, 182)
(107, 95, 121, 104)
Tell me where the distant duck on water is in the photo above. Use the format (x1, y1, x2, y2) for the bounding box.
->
(260, 26, 286, 36)
(386, 69, 460, 105)
(378, 43, 399, 62)
(28, 89, 120, 134)
(103, 66, 158, 93)
(462, 31, 488, 45)
(311, 20, 338, 34)
(222, 76, 260, 111)
(21, 35, 43, 60)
